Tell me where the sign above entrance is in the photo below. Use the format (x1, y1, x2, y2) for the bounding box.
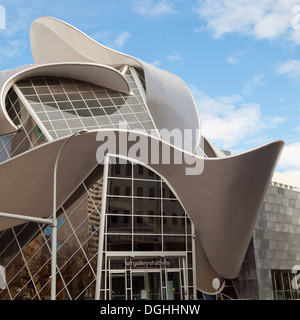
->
(125, 258, 171, 269)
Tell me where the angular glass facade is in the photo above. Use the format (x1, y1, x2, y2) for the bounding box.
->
(14, 67, 158, 140)
(0, 155, 195, 300)
(97, 157, 195, 300)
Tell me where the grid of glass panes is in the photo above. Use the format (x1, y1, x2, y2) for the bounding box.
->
(0, 87, 47, 163)
(15, 69, 158, 140)
(99, 157, 195, 300)
(272, 269, 300, 300)
(0, 164, 104, 300)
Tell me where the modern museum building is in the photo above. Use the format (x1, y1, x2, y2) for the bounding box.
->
(0, 17, 285, 300)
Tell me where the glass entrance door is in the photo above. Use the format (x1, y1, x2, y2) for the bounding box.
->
(166, 271, 181, 300)
(111, 273, 126, 300)
(132, 272, 161, 300)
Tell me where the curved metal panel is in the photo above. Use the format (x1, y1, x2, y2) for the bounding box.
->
(0, 130, 283, 285)
(0, 62, 130, 136)
(30, 16, 201, 151)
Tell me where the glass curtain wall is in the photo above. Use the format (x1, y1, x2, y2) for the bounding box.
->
(14, 67, 158, 140)
(98, 156, 196, 300)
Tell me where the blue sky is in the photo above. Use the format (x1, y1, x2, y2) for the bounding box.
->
(0, 0, 300, 184)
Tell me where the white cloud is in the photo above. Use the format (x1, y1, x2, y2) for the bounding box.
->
(190, 85, 285, 150)
(276, 59, 300, 78)
(277, 142, 300, 186)
(226, 56, 240, 65)
(114, 32, 131, 48)
(242, 73, 266, 94)
(91, 30, 131, 49)
(166, 51, 183, 63)
(132, 0, 176, 18)
(193, 0, 300, 45)
(0, 39, 26, 58)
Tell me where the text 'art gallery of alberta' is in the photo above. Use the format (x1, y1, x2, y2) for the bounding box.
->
(0, 17, 284, 300)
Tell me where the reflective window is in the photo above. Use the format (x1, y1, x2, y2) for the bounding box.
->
(15, 67, 158, 139)
(0, 87, 47, 163)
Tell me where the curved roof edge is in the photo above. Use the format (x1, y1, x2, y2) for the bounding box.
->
(30, 16, 201, 152)
(0, 62, 130, 136)
(0, 129, 284, 281)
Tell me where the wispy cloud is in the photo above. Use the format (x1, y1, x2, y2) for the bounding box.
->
(166, 50, 183, 63)
(190, 84, 285, 151)
(91, 30, 131, 49)
(0, 39, 26, 59)
(242, 73, 266, 94)
(278, 142, 300, 186)
(193, 0, 300, 45)
(276, 59, 300, 78)
(114, 32, 131, 48)
(131, 0, 177, 18)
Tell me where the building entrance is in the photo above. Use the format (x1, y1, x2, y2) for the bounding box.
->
(108, 256, 185, 300)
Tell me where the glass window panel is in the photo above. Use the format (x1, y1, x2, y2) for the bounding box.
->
(35, 86, 51, 94)
(43, 102, 58, 111)
(111, 97, 125, 105)
(135, 113, 151, 122)
(134, 235, 162, 251)
(90, 108, 106, 116)
(57, 101, 73, 110)
(128, 122, 144, 131)
(56, 129, 72, 137)
(85, 100, 100, 108)
(134, 180, 161, 198)
(129, 105, 145, 113)
(118, 105, 132, 114)
(17, 79, 32, 87)
(19, 87, 36, 95)
(99, 99, 113, 107)
(126, 96, 140, 105)
(76, 109, 92, 117)
(133, 198, 160, 215)
(133, 164, 160, 180)
(94, 91, 109, 99)
(141, 121, 155, 130)
(47, 111, 64, 120)
(103, 106, 117, 115)
(107, 235, 132, 251)
(134, 216, 161, 234)
(45, 78, 60, 85)
(81, 92, 96, 100)
(108, 162, 132, 178)
(31, 103, 45, 112)
(121, 113, 138, 123)
(52, 120, 68, 130)
(80, 118, 97, 127)
(107, 215, 132, 233)
(52, 93, 68, 102)
(66, 119, 83, 128)
(162, 182, 176, 199)
(163, 236, 185, 251)
(94, 116, 111, 125)
(26, 95, 40, 103)
(106, 196, 132, 214)
(75, 83, 91, 91)
(107, 178, 132, 196)
(63, 84, 78, 93)
(49, 85, 65, 94)
(31, 78, 46, 86)
(109, 114, 124, 123)
(163, 217, 185, 234)
(67, 92, 83, 101)
(62, 110, 78, 118)
(163, 200, 185, 217)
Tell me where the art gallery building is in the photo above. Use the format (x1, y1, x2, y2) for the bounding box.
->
(0, 17, 285, 300)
